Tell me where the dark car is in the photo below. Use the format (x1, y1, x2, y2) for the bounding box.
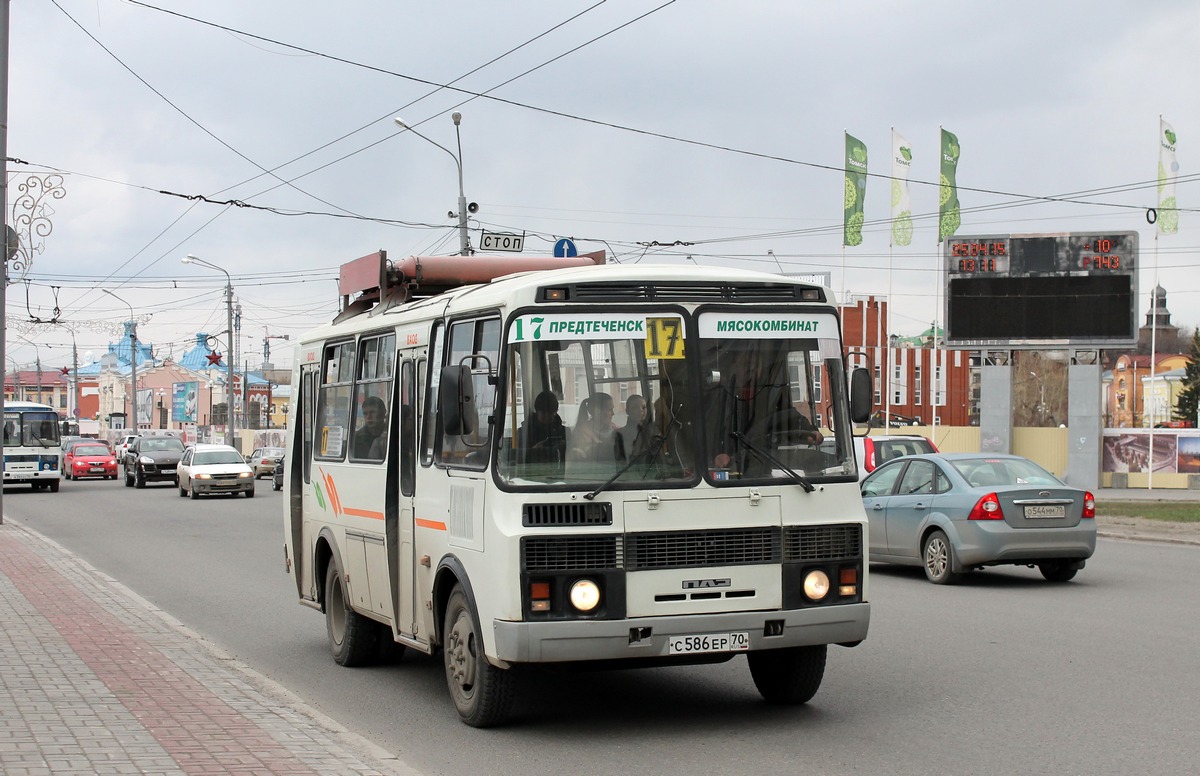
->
(123, 435, 186, 488)
(273, 455, 285, 491)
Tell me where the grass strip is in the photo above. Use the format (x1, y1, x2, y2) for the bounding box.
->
(1096, 501, 1200, 523)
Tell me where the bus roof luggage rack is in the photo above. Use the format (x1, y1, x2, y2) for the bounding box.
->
(336, 250, 607, 322)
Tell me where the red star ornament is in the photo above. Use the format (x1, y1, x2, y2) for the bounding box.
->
(206, 352, 224, 366)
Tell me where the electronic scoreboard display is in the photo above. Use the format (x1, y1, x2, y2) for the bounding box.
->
(943, 231, 1138, 349)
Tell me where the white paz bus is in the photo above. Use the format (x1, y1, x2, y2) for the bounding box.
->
(283, 251, 874, 726)
(3, 400, 63, 491)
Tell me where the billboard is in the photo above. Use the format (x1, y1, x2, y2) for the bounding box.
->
(944, 231, 1138, 349)
(173, 381, 200, 423)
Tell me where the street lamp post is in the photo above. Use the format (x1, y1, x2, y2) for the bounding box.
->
(102, 289, 137, 432)
(182, 254, 236, 447)
(394, 114, 470, 256)
(1029, 370, 1046, 426)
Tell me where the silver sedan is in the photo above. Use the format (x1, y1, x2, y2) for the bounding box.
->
(861, 453, 1096, 584)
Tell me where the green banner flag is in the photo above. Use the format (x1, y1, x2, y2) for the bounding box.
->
(843, 133, 868, 246)
(938, 128, 961, 242)
(891, 130, 913, 246)
(1158, 117, 1179, 235)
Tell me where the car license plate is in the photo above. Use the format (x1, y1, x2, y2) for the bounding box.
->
(667, 632, 750, 655)
(1025, 505, 1065, 519)
(90, 467, 104, 472)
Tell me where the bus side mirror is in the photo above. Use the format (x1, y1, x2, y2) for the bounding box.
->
(439, 364, 476, 435)
(849, 367, 873, 424)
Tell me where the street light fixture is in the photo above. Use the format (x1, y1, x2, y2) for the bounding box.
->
(394, 114, 471, 256)
(182, 254, 236, 447)
(1029, 370, 1046, 426)
(101, 289, 137, 433)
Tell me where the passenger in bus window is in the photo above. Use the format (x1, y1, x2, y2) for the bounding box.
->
(615, 394, 648, 461)
(569, 392, 618, 463)
(353, 395, 388, 459)
(518, 391, 565, 465)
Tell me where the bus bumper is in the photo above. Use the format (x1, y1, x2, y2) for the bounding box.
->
(492, 602, 870, 664)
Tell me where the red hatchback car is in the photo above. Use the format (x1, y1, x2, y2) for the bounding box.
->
(64, 442, 119, 480)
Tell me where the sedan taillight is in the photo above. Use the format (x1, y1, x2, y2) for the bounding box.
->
(968, 492, 1004, 520)
(1082, 492, 1095, 519)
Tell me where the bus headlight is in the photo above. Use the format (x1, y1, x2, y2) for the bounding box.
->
(568, 579, 601, 612)
(802, 570, 831, 601)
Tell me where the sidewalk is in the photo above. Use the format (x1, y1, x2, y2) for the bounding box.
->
(0, 518, 418, 776)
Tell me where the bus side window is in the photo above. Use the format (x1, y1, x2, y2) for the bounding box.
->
(437, 317, 499, 468)
(401, 359, 415, 495)
(349, 332, 395, 463)
(421, 323, 443, 467)
(315, 341, 355, 460)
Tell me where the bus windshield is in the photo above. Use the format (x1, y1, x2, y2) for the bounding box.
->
(495, 309, 855, 488)
(497, 311, 695, 487)
(695, 310, 855, 483)
(4, 410, 62, 448)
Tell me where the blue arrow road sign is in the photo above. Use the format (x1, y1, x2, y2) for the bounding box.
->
(554, 238, 578, 258)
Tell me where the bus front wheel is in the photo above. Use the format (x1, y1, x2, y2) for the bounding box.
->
(443, 584, 514, 727)
(324, 561, 377, 667)
(748, 644, 826, 704)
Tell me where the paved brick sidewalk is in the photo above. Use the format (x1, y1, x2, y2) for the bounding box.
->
(0, 519, 419, 776)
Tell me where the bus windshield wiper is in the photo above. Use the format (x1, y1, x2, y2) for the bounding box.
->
(731, 431, 815, 493)
(583, 416, 677, 501)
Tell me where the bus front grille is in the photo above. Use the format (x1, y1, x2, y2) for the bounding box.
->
(520, 524, 862, 573)
(523, 502, 612, 527)
(626, 528, 780, 570)
(783, 524, 863, 561)
(522, 536, 620, 571)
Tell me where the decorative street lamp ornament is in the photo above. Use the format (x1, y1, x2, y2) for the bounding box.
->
(8, 174, 67, 283)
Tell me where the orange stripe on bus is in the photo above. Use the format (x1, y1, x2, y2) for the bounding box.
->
(415, 518, 448, 531)
(343, 508, 384, 520)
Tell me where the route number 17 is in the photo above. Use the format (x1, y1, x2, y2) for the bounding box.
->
(645, 317, 685, 359)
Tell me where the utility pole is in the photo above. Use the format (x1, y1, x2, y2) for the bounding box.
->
(243, 359, 250, 431)
(72, 339, 79, 425)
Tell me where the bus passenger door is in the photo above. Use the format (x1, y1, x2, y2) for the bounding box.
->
(295, 363, 321, 602)
(390, 356, 419, 640)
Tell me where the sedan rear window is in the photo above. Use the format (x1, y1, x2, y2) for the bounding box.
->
(951, 458, 1062, 488)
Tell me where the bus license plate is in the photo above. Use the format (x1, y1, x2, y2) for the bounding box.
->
(1024, 505, 1065, 519)
(668, 632, 750, 655)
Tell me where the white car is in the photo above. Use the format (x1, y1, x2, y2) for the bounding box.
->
(114, 434, 140, 461)
(853, 434, 939, 481)
(176, 443, 255, 499)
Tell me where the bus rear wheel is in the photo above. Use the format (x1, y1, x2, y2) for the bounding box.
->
(747, 644, 827, 704)
(443, 584, 514, 727)
(324, 561, 377, 667)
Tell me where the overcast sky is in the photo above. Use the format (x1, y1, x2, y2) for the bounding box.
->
(7, 0, 1198, 372)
